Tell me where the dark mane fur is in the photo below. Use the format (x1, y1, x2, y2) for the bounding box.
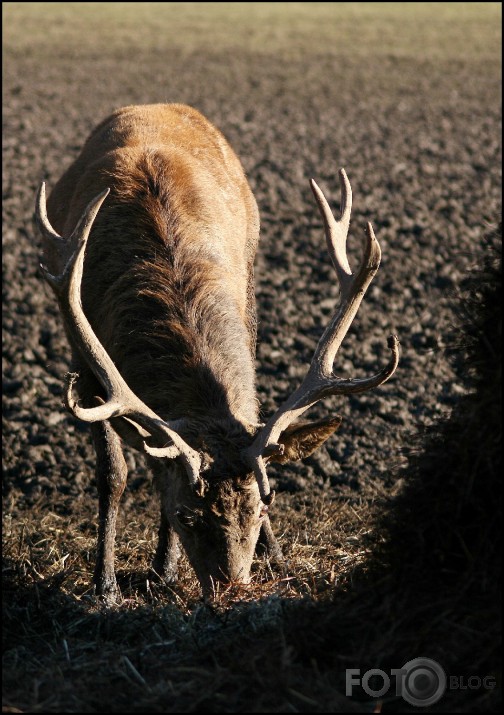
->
(80, 148, 258, 425)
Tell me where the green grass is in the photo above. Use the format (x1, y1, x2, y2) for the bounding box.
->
(3, 1, 501, 61)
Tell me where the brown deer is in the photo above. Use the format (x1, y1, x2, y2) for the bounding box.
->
(36, 104, 399, 601)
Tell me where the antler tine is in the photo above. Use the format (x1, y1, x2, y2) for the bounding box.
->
(37, 184, 202, 486)
(313, 221, 383, 377)
(310, 168, 352, 287)
(37, 183, 110, 290)
(246, 170, 399, 500)
(36, 182, 63, 243)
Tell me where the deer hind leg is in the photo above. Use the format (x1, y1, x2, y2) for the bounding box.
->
(90, 419, 128, 603)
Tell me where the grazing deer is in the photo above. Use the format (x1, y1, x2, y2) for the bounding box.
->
(36, 104, 399, 601)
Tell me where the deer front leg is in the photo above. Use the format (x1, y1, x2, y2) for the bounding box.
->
(150, 463, 181, 584)
(90, 420, 128, 603)
(257, 515, 284, 566)
(151, 507, 181, 584)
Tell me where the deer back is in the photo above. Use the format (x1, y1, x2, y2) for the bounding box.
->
(45, 104, 260, 425)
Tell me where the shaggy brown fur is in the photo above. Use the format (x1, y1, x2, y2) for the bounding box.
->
(47, 106, 260, 427)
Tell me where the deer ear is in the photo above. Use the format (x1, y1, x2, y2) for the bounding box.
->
(267, 415, 342, 464)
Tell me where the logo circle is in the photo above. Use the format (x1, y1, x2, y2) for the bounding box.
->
(400, 658, 446, 707)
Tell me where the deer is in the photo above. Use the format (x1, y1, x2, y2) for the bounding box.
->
(35, 103, 399, 602)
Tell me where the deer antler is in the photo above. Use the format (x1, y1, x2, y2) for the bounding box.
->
(246, 169, 399, 499)
(36, 183, 202, 486)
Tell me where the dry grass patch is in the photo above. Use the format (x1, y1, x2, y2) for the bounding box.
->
(3, 487, 381, 713)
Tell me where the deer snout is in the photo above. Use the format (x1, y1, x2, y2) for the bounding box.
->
(198, 559, 254, 598)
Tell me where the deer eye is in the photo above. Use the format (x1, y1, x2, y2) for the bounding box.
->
(175, 508, 197, 528)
